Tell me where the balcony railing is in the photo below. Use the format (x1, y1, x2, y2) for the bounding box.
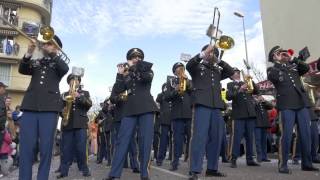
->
(16, 0, 52, 13)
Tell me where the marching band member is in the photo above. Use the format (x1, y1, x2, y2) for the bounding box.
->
(109, 64, 140, 173)
(57, 74, 92, 178)
(165, 63, 192, 171)
(254, 95, 273, 163)
(18, 36, 69, 180)
(226, 68, 260, 168)
(156, 83, 172, 166)
(105, 48, 158, 180)
(267, 45, 319, 174)
(187, 44, 234, 179)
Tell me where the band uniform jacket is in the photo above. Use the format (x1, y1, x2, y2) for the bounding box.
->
(110, 75, 126, 122)
(255, 101, 273, 128)
(19, 55, 69, 112)
(62, 90, 92, 131)
(164, 78, 192, 120)
(156, 92, 171, 126)
(0, 96, 6, 131)
(226, 81, 259, 120)
(104, 107, 114, 132)
(186, 54, 234, 109)
(267, 59, 310, 110)
(115, 61, 159, 117)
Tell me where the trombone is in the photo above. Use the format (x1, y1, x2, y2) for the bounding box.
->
(0, 16, 70, 63)
(206, 7, 234, 60)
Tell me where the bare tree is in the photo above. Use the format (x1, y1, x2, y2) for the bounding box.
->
(249, 61, 267, 82)
(88, 96, 104, 121)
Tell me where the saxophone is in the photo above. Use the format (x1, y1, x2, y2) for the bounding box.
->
(177, 67, 187, 95)
(241, 70, 254, 93)
(62, 78, 77, 126)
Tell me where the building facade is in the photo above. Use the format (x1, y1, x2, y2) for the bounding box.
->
(0, 0, 52, 108)
(260, 0, 320, 65)
(259, 0, 320, 94)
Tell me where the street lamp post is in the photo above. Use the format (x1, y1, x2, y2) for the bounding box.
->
(234, 12, 249, 73)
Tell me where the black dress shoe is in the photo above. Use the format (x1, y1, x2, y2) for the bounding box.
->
(312, 159, 320, 163)
(188, 172, 198, 180)
(278, 167, 291, 174)
(222, 159, 230, 163)
(83, 172, 91, 177)
(230, 159, 237, 168)
(56, 174, 67, 179)
(156, 161, 162, 166)
(206, 169, 227, 177)
(102, 177, 117, 180)
(133, 168, 140, 173)
(96, 160, 102, 164)
(170, 165, 178, 171)
(302, 166, 319, 171)
(247, 161, 260, 166)
(262, 159, 271, 162)
(141, 177, 150, 180)
(292, 159, 299, 165)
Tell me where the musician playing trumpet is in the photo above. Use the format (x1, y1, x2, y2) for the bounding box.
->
(57, 74, 92, 178)
(18, 36, 69, 180)
(165, 63, 192, 171)
(226, 68, 260, 168)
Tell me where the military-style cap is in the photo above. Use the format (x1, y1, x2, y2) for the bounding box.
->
(0, 82, 7, 88)
(67, 74, 81, 84)
(126, 48, 144, 60)
(172, 62, 184, 73)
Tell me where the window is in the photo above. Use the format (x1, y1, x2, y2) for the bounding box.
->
(0, 35, 14, 55)
(0, 3, 19, 26)
(0, 63, 11, 86)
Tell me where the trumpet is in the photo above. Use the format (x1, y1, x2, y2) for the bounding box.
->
(0, 15, 70, 63)
(119, 90, 128, 101)
(176, 67, 187, 94)
(62, 77, 77, 126)
(241, 70, 254, 93)
(206, 7, 234, 59)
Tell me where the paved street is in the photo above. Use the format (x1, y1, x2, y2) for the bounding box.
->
(6, 155, 320, 180)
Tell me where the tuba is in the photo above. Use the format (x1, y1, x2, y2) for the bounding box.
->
(241, 70, 254, 93)
(62, 77, 77, 126)
(206, 7, 234, 60)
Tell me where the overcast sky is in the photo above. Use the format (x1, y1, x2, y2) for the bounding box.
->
(51, 0, 267, 103)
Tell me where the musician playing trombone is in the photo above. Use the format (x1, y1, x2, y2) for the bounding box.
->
(187, 44, 234, 179)
(18, 36, 69, 180)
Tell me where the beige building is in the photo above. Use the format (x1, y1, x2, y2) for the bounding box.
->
(0, 0, 52, 109)
(260, 0, 320, 65)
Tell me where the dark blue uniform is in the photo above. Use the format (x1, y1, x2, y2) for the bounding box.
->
(96, 107, 112, 165)
(186, 54, 234, 175)
(226, 80, 259, 166)
(108, 60, 158, 179)
(165, 77, 192, 170)
(309, 107, 320, 162)
(18, 55, 69, 180)
(254, 100, 273, 162)
(267, 58, 317, 172)
(109, 76, 139, 171)
(59, 89, 92, 178)
(156, 90, 172, 165)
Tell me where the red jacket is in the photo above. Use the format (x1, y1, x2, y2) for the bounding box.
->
(0, 130, 12, 155)
(268, 108, 278, 133)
